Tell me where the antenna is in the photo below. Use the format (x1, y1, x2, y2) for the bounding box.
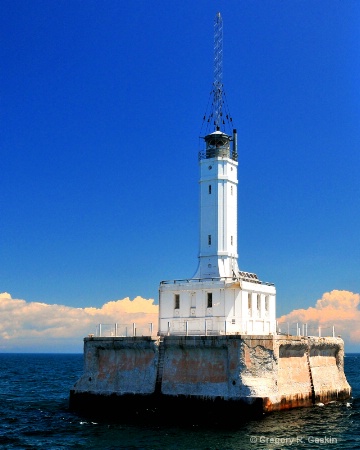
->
(213, 12, 223, 131)
(200, 12, 234, 136)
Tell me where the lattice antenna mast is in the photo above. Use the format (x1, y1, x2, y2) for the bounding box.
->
(200, 12, 234, 138)
(213, 12, 223, 131)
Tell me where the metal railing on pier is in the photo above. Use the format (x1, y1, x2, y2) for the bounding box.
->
(91, 321, 338, 339)
(94, 323, 157, 338)
(277, 322, 338, 338)
(161, 318, 275, 336)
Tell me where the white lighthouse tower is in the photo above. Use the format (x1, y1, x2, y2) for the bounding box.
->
(193, 129, 239, 280)
(159, 13, 276, 336)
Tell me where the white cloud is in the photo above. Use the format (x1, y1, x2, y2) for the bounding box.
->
(278, 290, 360, 348)
(0, 292, 158, 352)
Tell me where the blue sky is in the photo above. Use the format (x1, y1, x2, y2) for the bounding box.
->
(1, 0, 360, 329)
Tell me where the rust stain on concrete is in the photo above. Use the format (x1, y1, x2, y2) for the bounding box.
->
(165, 348, 227, 384)
(97, 349, 155, 382)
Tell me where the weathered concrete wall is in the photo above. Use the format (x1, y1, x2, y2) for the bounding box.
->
(161, 337, 231, 397)
(72, 337, 159, 395)
(70, 334, 351, 416)
(273, 339, 312, 410)
(308, 337, 350, 404)
(239, 336, 278, 399)
(262, 336, 351, 411)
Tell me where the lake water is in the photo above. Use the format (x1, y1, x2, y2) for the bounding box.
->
(0, 352, 358, 449)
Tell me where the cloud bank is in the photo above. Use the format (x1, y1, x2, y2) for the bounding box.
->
(1, 290, 359, 352)
(278, 290, 360, 347)
(0, 292, 158, 352)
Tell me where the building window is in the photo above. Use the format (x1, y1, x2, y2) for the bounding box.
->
(248, 293, 252, 315)
(265, 295, 269, 311)
(207, 292, 213, 308)
(257, 294, 261, 311)
(231, 185, 233, 195)
(208, 235, 212, 245)
(231, 235, 233, 245)
(174, 294, 180, 309)
(209, 185, 212, 194)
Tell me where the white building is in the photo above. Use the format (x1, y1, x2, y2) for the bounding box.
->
(158, 129, 276, 336)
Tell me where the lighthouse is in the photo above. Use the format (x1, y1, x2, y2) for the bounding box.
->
(193, 129, 239, 280)
(158, 13, 276, 336)
(70, 11, 352, 418)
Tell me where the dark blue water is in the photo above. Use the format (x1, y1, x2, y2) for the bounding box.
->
(0, 353, 358, 449)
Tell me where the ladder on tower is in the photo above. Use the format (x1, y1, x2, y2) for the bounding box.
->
(155, 337, 165, 394)
(305, 349, 316, 404)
